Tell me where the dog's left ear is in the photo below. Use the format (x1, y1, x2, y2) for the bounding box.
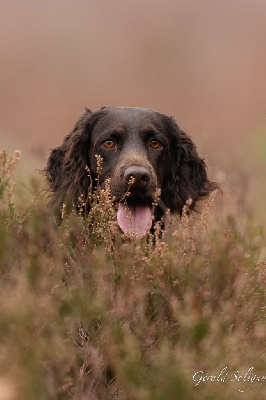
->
(44, 109, 102, 215)
(161, 117, 218, 214)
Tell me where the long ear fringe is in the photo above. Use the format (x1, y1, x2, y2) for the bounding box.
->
(42, 109, 103, 217)
(161, 117, 219, 215)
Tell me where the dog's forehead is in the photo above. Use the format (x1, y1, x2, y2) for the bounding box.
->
(93, 107, 166, 133)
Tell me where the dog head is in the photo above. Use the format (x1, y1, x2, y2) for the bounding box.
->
(45, 107, 217, 237)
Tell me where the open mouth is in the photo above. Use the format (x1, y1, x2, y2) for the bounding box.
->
(117, 195, 153, 238)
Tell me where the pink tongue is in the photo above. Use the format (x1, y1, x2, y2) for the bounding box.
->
(117, 202, 152, 238)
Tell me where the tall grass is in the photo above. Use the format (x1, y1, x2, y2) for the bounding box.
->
(0, 150, 265, 400)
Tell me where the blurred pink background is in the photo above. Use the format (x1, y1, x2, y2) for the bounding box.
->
(0, 0, 265, 205)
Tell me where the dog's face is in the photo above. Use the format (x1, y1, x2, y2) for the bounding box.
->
(88, 107, 171, 202)
(45, 107, 217, 237)
(87, 107, 174, 237)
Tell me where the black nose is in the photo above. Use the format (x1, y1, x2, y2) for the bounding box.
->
(124, 166, 150, 187)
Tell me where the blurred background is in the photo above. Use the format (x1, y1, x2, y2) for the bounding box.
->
(0, 0, 265, 213)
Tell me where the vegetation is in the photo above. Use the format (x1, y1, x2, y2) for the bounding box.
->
(0, 150, 265, 400)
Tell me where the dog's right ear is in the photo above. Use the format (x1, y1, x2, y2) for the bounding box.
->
(161, 116, 218, 215)
(44, 108, 99, 214)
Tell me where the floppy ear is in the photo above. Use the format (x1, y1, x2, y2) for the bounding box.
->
(44, 109, 100, 214)
(161, 117, 218, 214)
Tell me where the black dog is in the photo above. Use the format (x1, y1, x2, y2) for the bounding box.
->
(44, 107, 217, 237)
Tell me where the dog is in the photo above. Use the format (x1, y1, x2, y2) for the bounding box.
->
(44, 107, 217, 237)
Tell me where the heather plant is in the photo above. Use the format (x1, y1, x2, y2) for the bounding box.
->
(0, 150, 21, 218)
(0, 151, 265, 400)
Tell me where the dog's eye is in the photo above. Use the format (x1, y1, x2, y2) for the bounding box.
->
(149, 139, 161, 149)
(102, 140, 116, 149)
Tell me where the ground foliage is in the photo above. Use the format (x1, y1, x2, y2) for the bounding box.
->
(0, 150, 265, 400)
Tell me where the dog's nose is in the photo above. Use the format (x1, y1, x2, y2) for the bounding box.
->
(124, 166, 150, 187)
